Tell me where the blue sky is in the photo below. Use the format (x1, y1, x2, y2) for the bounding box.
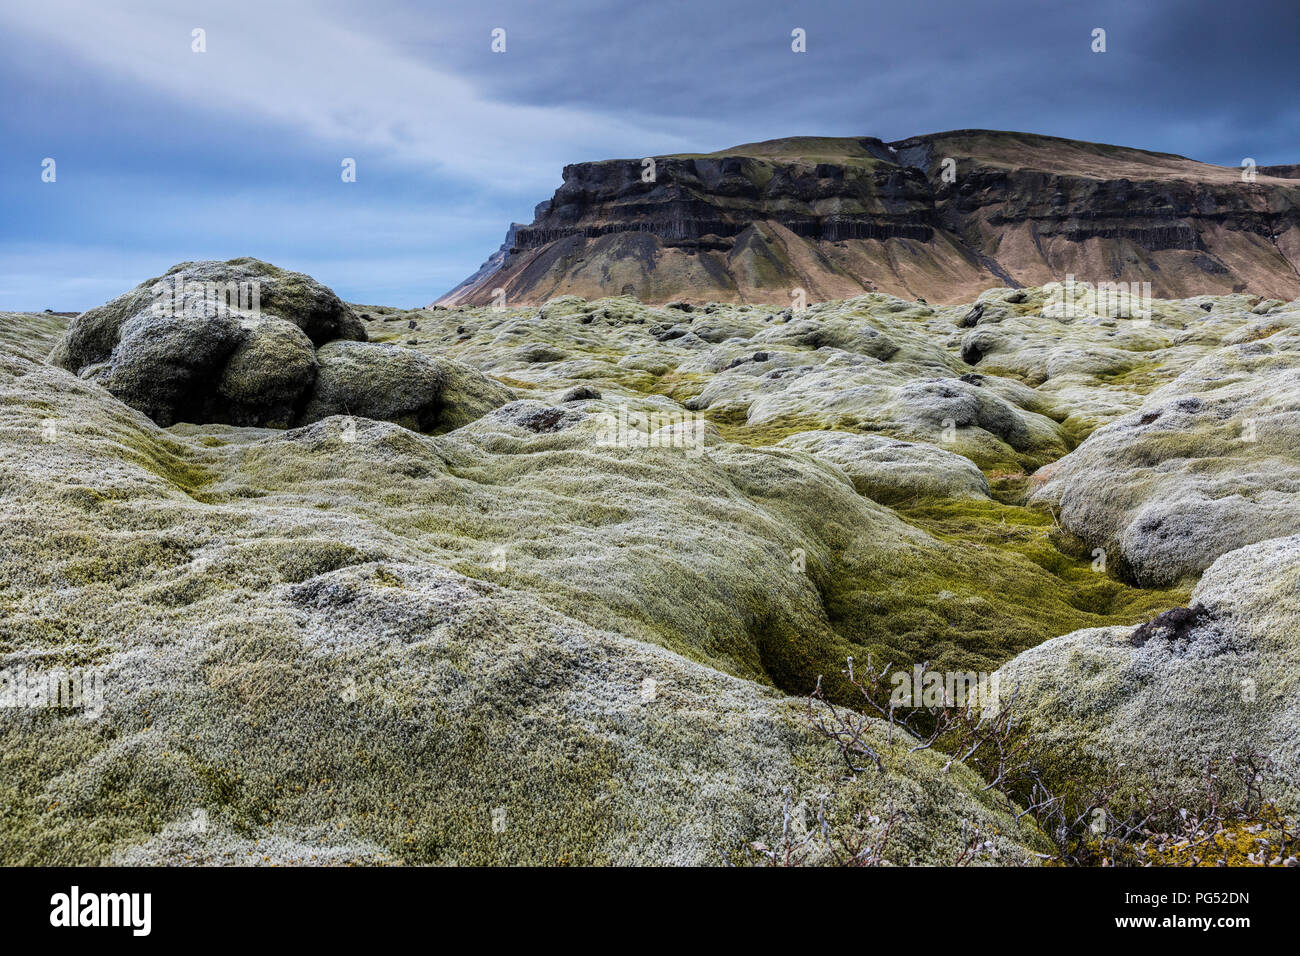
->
(2, 0, 1297, 310)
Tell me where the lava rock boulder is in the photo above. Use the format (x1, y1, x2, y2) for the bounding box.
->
(298, 340, 445, 432)
(50, 258, 367, 427)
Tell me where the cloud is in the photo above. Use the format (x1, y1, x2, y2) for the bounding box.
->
(0, 0, 714, 191)
(1, 0, 1296, 307)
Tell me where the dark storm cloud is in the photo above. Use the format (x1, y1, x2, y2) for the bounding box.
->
(394, 0, 1298, 163)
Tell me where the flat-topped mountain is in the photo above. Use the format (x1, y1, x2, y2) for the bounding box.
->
(435, 130, 1300, 307)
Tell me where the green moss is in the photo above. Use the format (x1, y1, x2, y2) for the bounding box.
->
(17, 282, 1282, 865)
(63, 538, 192, 587)
(636, 369, 709, 403)
(0, 312, 71, 361)
(1093, 359, 1169, 393)
(247, 539, 387, 584)
(808, 494, 1189, 695)
(121, 433, 214, 496)
(0, 714, 194, 865)
(707, 409, 840, 446)
(899, 497, 1186, 610)
(492, 375, 543, 390)
(1126, 428, 1235, 467)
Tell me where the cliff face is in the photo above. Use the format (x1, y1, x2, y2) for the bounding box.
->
(435, 131, 1300, 306)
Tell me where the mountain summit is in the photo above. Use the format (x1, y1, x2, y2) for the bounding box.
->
(434, 130, 1300, 307)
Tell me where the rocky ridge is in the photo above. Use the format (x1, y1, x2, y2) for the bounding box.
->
(436, 131, 1300, 307)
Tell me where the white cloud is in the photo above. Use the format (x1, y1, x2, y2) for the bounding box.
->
(0, 0, 712, 192)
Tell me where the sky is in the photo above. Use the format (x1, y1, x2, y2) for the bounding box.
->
(2, 0, 1297, 310)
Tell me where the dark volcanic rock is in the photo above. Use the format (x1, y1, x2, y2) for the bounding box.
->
(1129, 604, 1213, 648)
